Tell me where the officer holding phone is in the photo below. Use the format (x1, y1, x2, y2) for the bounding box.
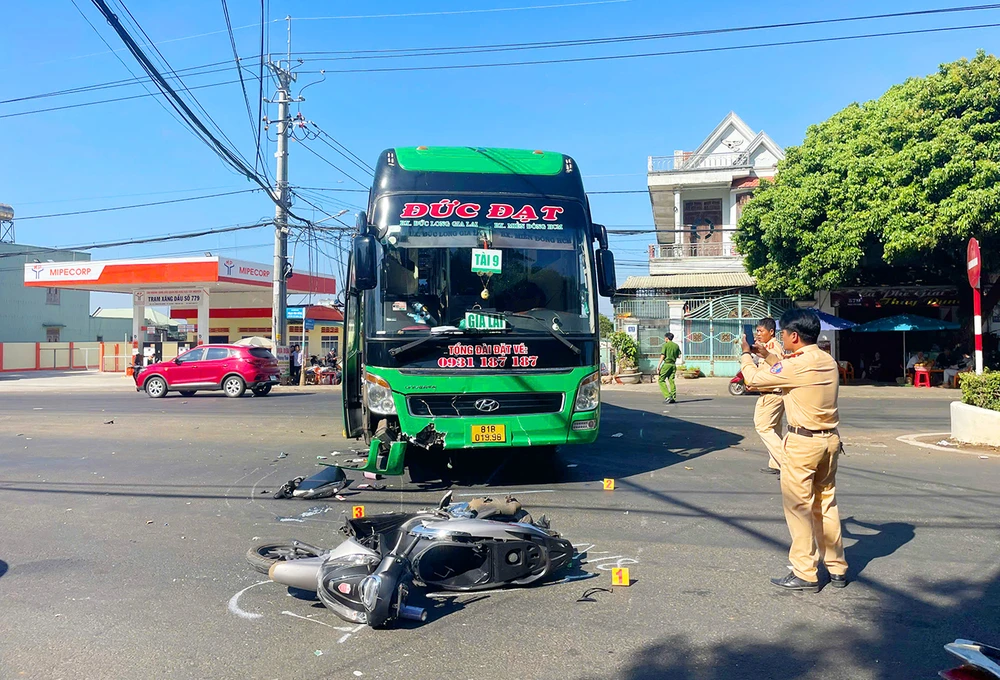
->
(753, 318, 785, 476)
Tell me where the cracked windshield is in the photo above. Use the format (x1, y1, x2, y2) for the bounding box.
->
(373, 197, 594, 336)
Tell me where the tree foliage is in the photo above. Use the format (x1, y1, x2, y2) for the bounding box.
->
(599, 313, 615, 338)
(736, 51, 1000, 316)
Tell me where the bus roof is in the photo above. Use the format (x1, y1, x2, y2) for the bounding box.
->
(371, 147, 588, 205)
(394, 147, 567, 176)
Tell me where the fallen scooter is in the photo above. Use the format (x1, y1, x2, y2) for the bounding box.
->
(939, 639, 1000, 679)
(247, 492, 574, 628)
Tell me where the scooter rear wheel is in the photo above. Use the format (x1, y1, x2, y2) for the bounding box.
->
(246, 539, 324, 574)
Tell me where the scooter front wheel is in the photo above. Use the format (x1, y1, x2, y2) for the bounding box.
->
(246, 539, 324, 574)
(728, 381, 747, 397)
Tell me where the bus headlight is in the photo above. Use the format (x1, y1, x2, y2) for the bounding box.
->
(364, 371, 397, 415)
(573, 372, 600, 412)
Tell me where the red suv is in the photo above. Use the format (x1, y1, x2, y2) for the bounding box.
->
(135, 345, 280, 398)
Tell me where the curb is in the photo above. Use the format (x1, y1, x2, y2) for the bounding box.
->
(896, 432, 999, 458)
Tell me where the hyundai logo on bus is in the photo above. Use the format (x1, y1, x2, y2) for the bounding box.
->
(474, 398, 501, 413)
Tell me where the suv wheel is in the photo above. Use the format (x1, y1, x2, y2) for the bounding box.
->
(223, 375, 246, 398)
(145, 376, 167, 398)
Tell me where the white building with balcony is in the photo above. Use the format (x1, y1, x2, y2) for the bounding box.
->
(612, 113, 788, 376)
(647, 111, 783, 275)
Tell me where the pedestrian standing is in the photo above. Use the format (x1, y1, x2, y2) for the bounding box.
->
(657, 332, 682, 404)
(753, 318, 785, 476)
(290, 344, 302, 384)
(740, 308, 848, 591)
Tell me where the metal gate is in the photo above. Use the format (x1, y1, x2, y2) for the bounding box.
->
(682, 294, 789, 376)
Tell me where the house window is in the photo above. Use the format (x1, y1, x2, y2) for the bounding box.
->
(321, 335, 338, 351)
(46, 327, 60, 342)
(46, 288, 60, 305)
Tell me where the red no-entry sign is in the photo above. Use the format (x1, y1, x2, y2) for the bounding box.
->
(967, 238, 981, 289)
(968, 237, 984, 375)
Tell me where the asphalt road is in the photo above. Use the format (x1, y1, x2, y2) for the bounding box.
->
(0, 380, 998, 680)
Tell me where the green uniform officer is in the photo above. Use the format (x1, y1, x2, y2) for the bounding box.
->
(657, 332, 681, 403)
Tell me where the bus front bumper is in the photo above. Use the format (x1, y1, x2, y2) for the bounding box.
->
(398, 408, 600, 450)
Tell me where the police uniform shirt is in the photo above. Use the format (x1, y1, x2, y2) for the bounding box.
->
(740, 344, 839, 431)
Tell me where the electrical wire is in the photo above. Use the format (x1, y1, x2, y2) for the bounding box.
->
(293, 3, 1000, 61)
(221, 0, 266, 177)
(295, 22, 1000, 74)
(17, 189, 261, 221)
(0, 219, 273, 259)
(292, 1, 629, 22)
(0, 78, 242, 119)
(294, 139, 371, 189)
(308, 123, 375, 175)
(88, 0, 312, 225)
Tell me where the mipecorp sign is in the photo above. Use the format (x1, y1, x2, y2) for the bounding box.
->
(218, 258, 271, 284)
(24, 262, 104, 282)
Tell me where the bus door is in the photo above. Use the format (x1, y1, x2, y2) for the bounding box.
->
(342, 258, 365, 438)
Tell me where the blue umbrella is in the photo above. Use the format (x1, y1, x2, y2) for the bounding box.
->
(775, 309, 855, 332)
(851, 314, 960, 377)
(805, 308, 856, 332)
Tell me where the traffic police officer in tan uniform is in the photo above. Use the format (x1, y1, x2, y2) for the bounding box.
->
(753, 317, 785, 476)
(740, 308, 848, 591)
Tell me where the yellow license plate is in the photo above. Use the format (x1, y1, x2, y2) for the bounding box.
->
(470, 424, 506, 443)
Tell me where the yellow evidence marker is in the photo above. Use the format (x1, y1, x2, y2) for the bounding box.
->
(352, 505, 365, 519)
(603, 478, 615, 491)
(611, 567, 631, 587)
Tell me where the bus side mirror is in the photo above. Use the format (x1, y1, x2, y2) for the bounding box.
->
(352, 235, 377, 291)
(593, 223, 609, 251)
(356, 211, 369, 236)
(595, 248, 616, 298)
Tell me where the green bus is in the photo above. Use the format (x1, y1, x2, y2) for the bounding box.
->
(342, 147, 616, 475)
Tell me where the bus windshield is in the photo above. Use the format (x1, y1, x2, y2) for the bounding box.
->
(371, 196, 594, 337)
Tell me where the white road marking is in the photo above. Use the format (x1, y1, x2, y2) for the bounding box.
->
(280, 610, 353, 631)
(227, 581, 269, 620)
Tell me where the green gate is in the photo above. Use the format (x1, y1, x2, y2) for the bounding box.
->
(682, 294, 789, 376)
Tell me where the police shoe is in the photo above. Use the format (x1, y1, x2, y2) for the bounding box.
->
(770, 572, 820, 592)
(828, 572, 848, 588)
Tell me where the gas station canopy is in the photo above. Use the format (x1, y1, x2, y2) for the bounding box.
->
(23, 256, 337, 346)
(23, 255, 336, 296)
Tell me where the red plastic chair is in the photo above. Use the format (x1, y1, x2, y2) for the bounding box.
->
(914, 366, 932, 388)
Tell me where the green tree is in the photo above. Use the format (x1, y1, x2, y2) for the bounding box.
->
(599, 313, 615, 338)
(736, 51, 1000, 319)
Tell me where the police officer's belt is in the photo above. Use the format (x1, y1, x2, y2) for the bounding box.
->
(787, 426, 835, 437)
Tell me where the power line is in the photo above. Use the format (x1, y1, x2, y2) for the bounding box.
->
(0, 78, 241, 120)
(290, 1, 630, 22)
(309, 123, 375, 175)
(293, 186, 368, 194)
(17, 189, 261, 221)
(0, 219, 273, 259)
(294, 139, 371, 189)
(88, 0, 312, 225)
(589, 190, 647, 195)
(293, 3, 1000, 61)
(221, 0, 265, 177)
(295, 22, 1000, 74)
(0, 59, 248, 105)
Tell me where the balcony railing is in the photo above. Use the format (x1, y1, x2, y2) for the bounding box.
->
(648, 151, 752, 173)
(649, 242, 740, 259)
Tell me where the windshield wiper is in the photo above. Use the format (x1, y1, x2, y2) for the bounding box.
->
(503, 312, 581, 355)
(388, 326, 463, 358)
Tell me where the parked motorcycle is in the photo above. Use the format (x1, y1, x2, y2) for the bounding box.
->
(939, 639, 1000, 679)
(729, 371, 751, 396)
(247, 492, 574, 628)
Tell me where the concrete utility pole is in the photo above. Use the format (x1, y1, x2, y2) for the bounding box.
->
(267, 18, 297, 350)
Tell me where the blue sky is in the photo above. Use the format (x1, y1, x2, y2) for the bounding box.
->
(2, 0, 998, 312)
